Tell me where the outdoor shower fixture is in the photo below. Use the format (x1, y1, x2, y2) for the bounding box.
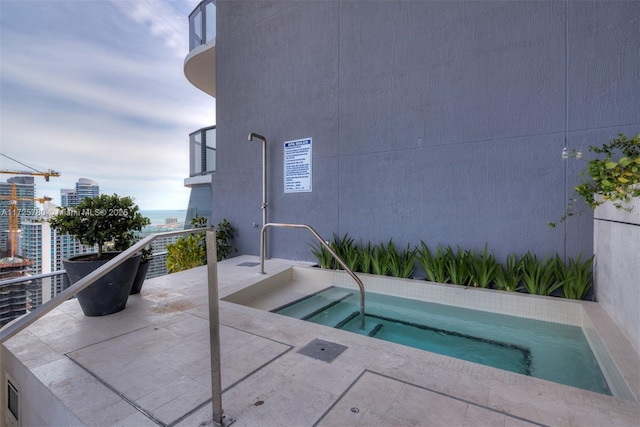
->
(248, 132, 268, 259)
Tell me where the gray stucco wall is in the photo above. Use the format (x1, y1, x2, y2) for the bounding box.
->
(213, 0, 640, 265)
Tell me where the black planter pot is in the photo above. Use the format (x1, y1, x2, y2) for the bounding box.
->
(63, 252, 141, 316)
(130, 260, 151, 295)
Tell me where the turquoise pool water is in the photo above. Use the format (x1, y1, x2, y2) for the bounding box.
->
(274, 286, 611, 395)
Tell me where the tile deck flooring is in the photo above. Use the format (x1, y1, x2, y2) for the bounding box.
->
(4, 255, 640, 426)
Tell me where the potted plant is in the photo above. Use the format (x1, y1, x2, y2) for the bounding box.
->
(49, 194, 150, 316)
(551, 133, 640, 225)
(130, 245, 153, 295)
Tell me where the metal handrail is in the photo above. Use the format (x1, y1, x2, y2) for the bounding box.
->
(0, 228, 206, 342)
(0, 270, 67, 286)
(0, 227, 232, 426)
(260, 223, 366, 330)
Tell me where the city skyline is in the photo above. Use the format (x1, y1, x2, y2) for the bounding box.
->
(0, 0, 214, 210)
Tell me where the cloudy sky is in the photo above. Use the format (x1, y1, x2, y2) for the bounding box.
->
(0, 0, 214, 210)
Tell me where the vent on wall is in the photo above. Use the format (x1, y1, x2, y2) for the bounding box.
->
(5, 374, 19, 427)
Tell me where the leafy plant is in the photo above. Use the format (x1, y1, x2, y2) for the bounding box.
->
(520, 253, 562, 296)
(370, 241, 391, 276)
(445, 246, 472, 286)
(468, 244, 499, 288)
(417, 242, 449, 283)
(556, 253, 594, 300)
(166, 217, 237, 273)
(387, 241, 417, 278)
(310, 241, 333, 269)
(216, 218, 238, 261)
(331, 233, 360, 271)
(166, 234, 205, 273)
(551, 133, 640, 226)
(140, 245, 154, 263)
(49, 193, 150, 259)
(358, 241, 372, 274)
(494, 253, 522, 292)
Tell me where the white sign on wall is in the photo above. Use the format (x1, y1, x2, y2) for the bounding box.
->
(284, 138, 312, 193)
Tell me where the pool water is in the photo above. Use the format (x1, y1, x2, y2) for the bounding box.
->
(273, 286, 611, 395)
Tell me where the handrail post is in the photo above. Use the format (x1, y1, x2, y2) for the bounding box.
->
(259, 223, 366, 330)
(206, 229, 234, 426)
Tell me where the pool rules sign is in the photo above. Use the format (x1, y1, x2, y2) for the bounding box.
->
(284, 138, 312, 193)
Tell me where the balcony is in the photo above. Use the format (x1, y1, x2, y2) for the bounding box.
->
(185, 125, 216, 188)
(184, 0, 216, 97)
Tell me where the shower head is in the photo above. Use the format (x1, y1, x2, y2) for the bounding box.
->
(248, 132, 266, 142)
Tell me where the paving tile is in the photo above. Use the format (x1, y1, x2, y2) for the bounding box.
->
(386, 383, 469, 426)
(31, 358, 125, 418)
(463, 404, 508, 426)
(7, 258, 640, 427)
(488, 380, 572, 427)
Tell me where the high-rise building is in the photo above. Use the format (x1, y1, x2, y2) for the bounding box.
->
(60, 178, 99, 207)
(0, 257, 33, 327)
(60, 188, 74, 208)
(0, 176, 35, 256)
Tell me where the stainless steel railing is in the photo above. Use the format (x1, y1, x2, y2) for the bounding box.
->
(0, 227, 233, 426)
(260, 223, 366, 330)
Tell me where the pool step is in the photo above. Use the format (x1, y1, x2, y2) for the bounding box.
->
(273, 287, 353, 320)
(334, 311, 383, 337)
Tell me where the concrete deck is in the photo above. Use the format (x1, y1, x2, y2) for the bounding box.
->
(4, 255, 640, 426)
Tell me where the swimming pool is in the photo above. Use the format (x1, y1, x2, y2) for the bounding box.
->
(223, 266, 637, 400)
(273, 285, 609, 394)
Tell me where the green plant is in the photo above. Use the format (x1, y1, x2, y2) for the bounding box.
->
(520, 253, 562, 296)
(494, 253, 522, 292)
(556, 253, 594, 300)
(140, 245, 153, 263)
(166, 234, 205, 273)
(216, 219, 238, 261)
(445, 246, 472, 286)
(387, 241, 417, 278)
(358, 241, 372, 274)
(417, 242, 449, 283)
(551, 133, 640, 226)
(331, 233, 360, 271)
(468, 244, 499, 288)
(370, 241, 391, 276)
(49, 193, 150, 259)
(310, 241, 333, 269)
(165, 217, 237, 272)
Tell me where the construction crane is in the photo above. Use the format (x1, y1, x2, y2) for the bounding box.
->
(0, 153, 60, 258)
(0, 153, 61, 182)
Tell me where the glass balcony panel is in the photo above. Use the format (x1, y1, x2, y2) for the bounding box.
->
(204, 127, 216, 173)
(205, 147, 216, 173)
(205, 1, 216, 43)
(190, 131, 203, 176)
(188, 0, 216, 52)
(189, 9, 203, 50)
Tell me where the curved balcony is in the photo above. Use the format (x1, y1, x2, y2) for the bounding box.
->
(184, 0, 216, 97)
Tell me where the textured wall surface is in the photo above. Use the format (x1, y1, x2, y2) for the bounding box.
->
(594, 200, 640, 353)
(214, 0, 640, 265)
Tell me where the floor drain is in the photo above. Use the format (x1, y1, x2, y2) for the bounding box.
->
(237, 261, 260, 267)
(297, 338, 348, 363)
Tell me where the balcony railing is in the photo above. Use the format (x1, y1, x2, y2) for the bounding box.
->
(190, 125, 216, 176)
(1, 228, 233, 425)
(189, 0, 216, 51)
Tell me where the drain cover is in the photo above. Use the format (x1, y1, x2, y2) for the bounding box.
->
(237, 262, 260, 267)
(297, 338, 348, 363)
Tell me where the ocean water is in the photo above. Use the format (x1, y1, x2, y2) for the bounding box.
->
(141, 210, 187, 227)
